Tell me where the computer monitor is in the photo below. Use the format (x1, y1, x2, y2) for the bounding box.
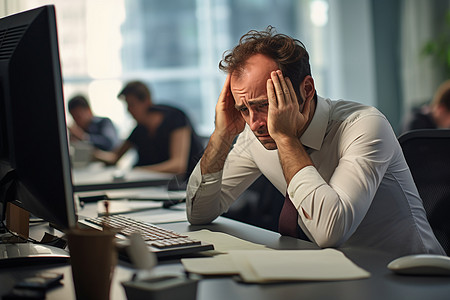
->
(0, 5, 76, 263)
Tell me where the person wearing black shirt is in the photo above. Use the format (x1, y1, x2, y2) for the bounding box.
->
(94, 81, 203, 177)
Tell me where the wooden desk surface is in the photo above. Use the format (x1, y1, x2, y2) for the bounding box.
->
(1, 205, 450, 300)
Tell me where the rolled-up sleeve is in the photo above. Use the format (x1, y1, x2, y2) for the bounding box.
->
(186, 162, 224, 224)
(186, 131, 262, 225)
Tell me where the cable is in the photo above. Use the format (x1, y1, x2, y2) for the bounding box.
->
(0, 219, 39, 244)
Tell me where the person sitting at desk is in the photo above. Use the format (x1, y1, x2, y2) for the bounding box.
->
(94, 81, 203, 177)
(401, 79, 450, 133)
(68, 95, 120, 151)
(186, 27, 445, 256)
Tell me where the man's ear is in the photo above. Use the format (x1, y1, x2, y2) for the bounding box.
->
(300, 75, 315, 102)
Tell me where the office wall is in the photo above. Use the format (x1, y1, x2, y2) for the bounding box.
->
(328, 0, 377, 107)
(1, 1, 22, 17)
(371, 0, 402, 133)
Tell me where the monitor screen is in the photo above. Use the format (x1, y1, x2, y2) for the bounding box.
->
(0, 5, 76, 230)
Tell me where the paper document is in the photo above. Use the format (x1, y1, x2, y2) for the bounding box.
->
(105, 187, 186, 201)
(182, 248, 370, 283)
(144, 211, 187, 224)
(184, 229, 269, 255)
(97, 200, 161, 216)
(181, 255, 239, 275)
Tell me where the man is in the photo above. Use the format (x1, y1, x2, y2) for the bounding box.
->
(402, 79, 450, 133)
(94, 81, 203, 177)
(68, 95, 120, 151)
(186, 28, 445, 256)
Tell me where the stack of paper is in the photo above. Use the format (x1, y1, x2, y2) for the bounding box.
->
(182, 248, 370, 283)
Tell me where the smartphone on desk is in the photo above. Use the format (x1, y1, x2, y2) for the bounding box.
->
(15, 272, 64, 290)
(3, 272, 63, 300)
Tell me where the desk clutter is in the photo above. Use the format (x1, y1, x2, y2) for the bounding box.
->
(181, 229, 370, 283)
(119, 229, 370, 300)
(2, 272, 64, 300)
(182, 248, 370, 283)
(3, 222, 450, 300)
(179, 230, 450, 284)
(122, 233, 199, 300)
(122, 275, 198, 300)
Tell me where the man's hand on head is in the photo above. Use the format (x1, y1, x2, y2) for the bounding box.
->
(200, 74, 246, 175)
(266, 70, 313, 144)
(214, 74, 246, 140)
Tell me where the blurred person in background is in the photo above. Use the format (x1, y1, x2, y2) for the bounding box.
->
(94, 81, 203, 178)
(402, 80, 450, 133)
(68, 95, 120, 151)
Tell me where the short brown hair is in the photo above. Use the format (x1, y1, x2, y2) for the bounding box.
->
(219, 26, 315, 101)
(118, 81, 152, 102)
(432, 80, 450, 111)
(68, 95, 90, 111)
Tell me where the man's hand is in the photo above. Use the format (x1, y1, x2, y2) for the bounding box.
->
(68, 125, 87, 142)
(266, 70, 313, 143)
(200, 74, 244, 175)
(214, 74, 245, 139)
(266, 70, 314, 185)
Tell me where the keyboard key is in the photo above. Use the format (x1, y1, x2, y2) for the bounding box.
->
(83, 215, 200, 250)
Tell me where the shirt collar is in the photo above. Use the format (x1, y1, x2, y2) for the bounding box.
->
(300, 96, 329, 151)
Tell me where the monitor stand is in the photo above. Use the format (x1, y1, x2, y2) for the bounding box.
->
(0, 203, 70, 268)
(0, 242, 69, 268)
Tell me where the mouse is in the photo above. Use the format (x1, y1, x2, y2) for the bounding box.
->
(387, 254, 450, 276)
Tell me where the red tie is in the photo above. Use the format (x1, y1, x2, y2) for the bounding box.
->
(278, 193, 299, 238)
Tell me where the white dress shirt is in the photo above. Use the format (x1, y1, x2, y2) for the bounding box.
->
(186, 96, 445, 256)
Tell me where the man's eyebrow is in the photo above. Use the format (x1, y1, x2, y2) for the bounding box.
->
(249, 99, 268, 105)
(235, 103, 246, 111)
(235, 99, 268, 110)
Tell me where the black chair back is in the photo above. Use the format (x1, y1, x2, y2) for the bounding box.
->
(398, 129, 450, 255)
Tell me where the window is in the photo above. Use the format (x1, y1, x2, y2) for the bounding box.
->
(4, 0, 331, 138)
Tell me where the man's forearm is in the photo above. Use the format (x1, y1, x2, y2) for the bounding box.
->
(200, 131, 236, 174)
(276, 137, 314, 185)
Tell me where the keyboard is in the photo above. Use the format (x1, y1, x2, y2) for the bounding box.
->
(79, 214, 214, 258)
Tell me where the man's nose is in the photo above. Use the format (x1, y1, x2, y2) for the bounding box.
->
(248, 111, 265, 131)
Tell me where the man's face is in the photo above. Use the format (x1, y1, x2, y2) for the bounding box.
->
(230, 54, 279, 150)
(125, 94, 150, 124)
(433, 104, 450, 128)
(69, 107, 92, 130)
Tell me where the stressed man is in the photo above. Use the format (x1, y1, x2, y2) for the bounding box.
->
(186, 27, 444, 256)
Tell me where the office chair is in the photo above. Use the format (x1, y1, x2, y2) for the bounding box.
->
(398, 129, 450, 255)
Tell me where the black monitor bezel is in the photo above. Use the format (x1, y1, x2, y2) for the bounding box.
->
(0, 5, 77, 230)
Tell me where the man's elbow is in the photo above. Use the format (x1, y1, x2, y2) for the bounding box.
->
(186, 202, 220, 225)
(187, 213, 216, 225)
(307, 219, 348, 248)
(313, 235, 344, 249)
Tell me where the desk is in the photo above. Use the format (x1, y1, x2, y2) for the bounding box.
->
(1, 206, 450, 300)
(71, 163, 175, 192)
